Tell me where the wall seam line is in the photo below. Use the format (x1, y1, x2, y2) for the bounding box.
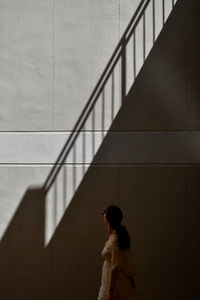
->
(118, 0, 121, 130)
(185, 0, 188, 130)
(52, 0, 55, 130)
(185, 165, 189, 300)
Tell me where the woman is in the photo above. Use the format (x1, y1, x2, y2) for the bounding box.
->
(98, 205, 137, 300)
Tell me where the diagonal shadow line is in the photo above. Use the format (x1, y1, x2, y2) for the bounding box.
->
(43, 0, 180, 197)
(42, 0, 153, 194)
(42, 0, 180, 247)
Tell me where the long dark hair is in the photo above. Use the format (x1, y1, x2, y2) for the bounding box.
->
(104, 205, 131, 250)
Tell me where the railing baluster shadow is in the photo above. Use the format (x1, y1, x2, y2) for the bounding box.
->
(153, 0, 156, 43)
(111, 71, 115, 122)
(143, 12, 146, 62)
(163, 0, 165, 25)
(63, 166, 67, 210)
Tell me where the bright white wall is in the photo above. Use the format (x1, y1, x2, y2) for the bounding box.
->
(0, 0, 142, 131)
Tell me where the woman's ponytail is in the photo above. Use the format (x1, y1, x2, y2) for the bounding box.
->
(115, 224, 131, 250)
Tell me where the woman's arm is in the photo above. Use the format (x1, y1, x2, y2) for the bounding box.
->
(107, 234, 120, 300)
(107, 269, 117, 300)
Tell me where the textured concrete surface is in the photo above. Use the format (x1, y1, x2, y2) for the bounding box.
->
(119, 0, 187, 131)
(0, 166, 50, 240)
(119, 166, 188, 300)
(0, 0, 53, 130)
(1, 131, 200, 164)
(0, 1, 199, 300)
(187, 0, 200, 129)
(0, 165, 199, 300)
(0, 0, 175, 130)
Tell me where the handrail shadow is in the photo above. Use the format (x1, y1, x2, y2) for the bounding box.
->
(42, 0, 178, 243)
(43, 0, 150, 193)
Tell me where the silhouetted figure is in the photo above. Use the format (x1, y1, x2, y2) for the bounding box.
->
(98, 205, 138, 300)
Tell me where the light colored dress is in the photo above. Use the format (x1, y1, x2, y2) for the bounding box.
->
(98, 231, 138, 300)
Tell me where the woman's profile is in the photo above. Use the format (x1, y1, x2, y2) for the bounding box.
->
(98, 205, 138, 300)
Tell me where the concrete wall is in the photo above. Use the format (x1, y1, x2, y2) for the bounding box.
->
(0, 0, 200, 300)
(0, 0, 177, 243)
(0, 0, 142, 131)
(0, 0, 140, 241)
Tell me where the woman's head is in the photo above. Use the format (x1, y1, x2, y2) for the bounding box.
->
(103, 205, 123, 229)
(103, 205, 131, 250)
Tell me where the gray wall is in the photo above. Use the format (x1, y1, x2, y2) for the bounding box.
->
(0, 0, 200, 300)
(0, 0, 141, 131)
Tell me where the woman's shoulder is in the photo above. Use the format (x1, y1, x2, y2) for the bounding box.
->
(107, 231, 118, 248)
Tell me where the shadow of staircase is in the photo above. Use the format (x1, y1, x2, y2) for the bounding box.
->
(0, 188, 50, 299)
